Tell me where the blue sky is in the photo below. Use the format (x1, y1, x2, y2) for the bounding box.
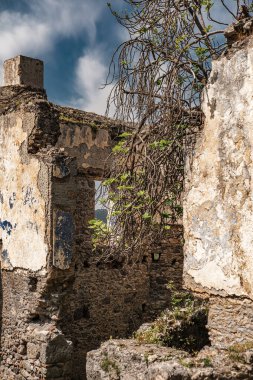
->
(0, 1, 239, 116)
(0, 0, 126, 115)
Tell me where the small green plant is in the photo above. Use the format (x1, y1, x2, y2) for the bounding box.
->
(144, 352, 149, 365)
(135, 282, 209, 353)
(88, 219, 111, 249)
(112, 140, 129, 154)
(135, 323, 163, 345)
(90, 121, 99, 131)
(101, 355, 120, 376)
(167, 281, 196, 318)
(59, 115, 83, 124)
(202, 356, 212, 367)
(179, 358, 195, 368)
(149, 139, 172, 150)
(228, 341, 253, 363)
(15, 100, 22, 107)
(101, 356, 111, 372)
(228, 351, 245, 363)
(229, 341, 253, 353)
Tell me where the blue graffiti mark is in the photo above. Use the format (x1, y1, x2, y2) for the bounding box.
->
(9, 192, 16, 209)
(0, 220, 13, 235)
(2, 249, 8, 261)
(2, 249, 12, 268)
(23, 187, 36, 207)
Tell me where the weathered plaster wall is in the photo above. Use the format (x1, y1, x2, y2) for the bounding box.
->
(184, 37, 253, 299)
(56, 108, 113, 176)
(0, 111, 50, 271)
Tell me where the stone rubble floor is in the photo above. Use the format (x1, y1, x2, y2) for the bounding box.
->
(86, 339, 253, 379)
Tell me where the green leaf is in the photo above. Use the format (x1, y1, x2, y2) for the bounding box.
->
(119, 132, 132, 138)
(112, 141, 129, 154)
(149, 139, 172, 150)
(120, 173, 130, 182)
(117, 185, 134, 191)
(103, 178, 117, 186)
(137, 190, 146, 197)
(142, 212, 151, 220)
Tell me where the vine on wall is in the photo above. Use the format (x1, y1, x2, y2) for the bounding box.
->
(90, 0, 253, 261)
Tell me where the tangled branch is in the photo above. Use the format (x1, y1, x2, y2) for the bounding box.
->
(92, 0, 253, 261)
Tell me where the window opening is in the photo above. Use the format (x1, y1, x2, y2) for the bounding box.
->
(95, 180, 108, 223)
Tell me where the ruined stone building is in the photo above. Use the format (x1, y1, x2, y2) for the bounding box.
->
(3, 20, 253, 380)
(0, 55, 183, 380)
(85, 19, 253, 380)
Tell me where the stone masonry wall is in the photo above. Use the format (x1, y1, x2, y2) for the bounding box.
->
(0, 57, 184, 380)
(0, 171, 183, 380)
(55, 174, 183, 379)
(0, 270, 73, 380)
(208, 296, 253, 349)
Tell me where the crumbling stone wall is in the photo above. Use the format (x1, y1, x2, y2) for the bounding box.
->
(52, 170, 183, 379)
(208, 296, 253, 348)
(183, 27, 253, 347)
(0, 56, 183, 379)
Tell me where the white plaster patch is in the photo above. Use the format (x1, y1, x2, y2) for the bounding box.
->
(184, 42, 253, 299)
(188, 261, 243, 294)
(0, 115, 48, 271)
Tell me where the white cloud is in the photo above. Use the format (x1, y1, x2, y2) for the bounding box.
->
(26, 0, 102, 40)
(0, 0, 127, 116)
(71, 22, 128, 115)
(0, 0, 104, 82)
(72, 48, 114, 115)
(0, 11, 51, 60)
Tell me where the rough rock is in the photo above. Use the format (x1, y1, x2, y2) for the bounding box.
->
(224, 17, 253, 47)
(86, 339, 253, 380)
